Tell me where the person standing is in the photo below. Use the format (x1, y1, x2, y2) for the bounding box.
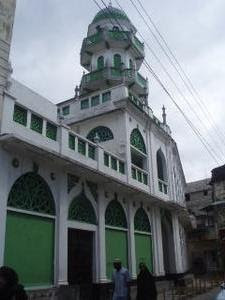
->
(136, 263, 157, 300)
(0, 266, 28, 300)
(112, 258, 130, 300)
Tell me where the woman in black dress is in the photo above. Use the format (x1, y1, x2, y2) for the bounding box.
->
(137, 263, 157, 300)
(0, 266, 28, 300)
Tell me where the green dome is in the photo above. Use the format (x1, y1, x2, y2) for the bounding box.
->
(92, 6, 130, 24)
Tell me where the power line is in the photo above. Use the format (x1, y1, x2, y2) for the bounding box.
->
(128, 0, 225, 150)
(115, 0, 225, 161)
(91, 0, 221, 165)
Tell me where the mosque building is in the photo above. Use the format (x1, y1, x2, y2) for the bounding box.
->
(0, 0, 189, 296)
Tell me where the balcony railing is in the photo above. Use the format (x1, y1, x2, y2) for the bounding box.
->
(83, 30, 144, 54)
(131, 164, 148, 185)
(158, 179, 168, 195)
(81, 67, 148, 90)
(0, 97, 175, 204)
(104, 151, 125, 175)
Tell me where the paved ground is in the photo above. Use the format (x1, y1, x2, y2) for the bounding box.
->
(191, 287, 220, 300)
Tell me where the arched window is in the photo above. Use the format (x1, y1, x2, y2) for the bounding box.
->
(114, 54, 122, 69)
(87, 126, 114, 143)
(97, 56, 104, 70)
(129, 59, 134, 70)
(157, 149, 167, 182)
(5, 172, 55, 287)
(68, 191, 97, 224)
(130, 128, 146, 154)
(113, 26, 119, 31)
(8, 172, 55, 215)
(105, 200, 127, 228)
(134, 207, 153, 273)
(134, 208, 151, 232)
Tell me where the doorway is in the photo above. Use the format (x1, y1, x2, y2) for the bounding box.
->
(68, 228, 93, 285)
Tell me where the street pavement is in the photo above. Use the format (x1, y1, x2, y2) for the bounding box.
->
(192, 287, 221, 300)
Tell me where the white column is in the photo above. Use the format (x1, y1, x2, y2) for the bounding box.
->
(172, 213, 183, 273)
(151, 207, 165, 276)
(127, 201, 136, 279)
(0, 149, 10, 265)
(56, 172, 68, 285)
(98, 186, 107, 282)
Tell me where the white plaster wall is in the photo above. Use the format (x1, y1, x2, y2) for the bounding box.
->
(71, 109, 126, 158)
(9, 79, 57, 123)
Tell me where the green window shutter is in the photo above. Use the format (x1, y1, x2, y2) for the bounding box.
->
(46, 122, 57, 141)
(68, 191, 97, 224)
(91, 95, 100, 107)
(7, 172, 55, 215)
(114, 54, 122, 69)
(69, 134, 75, 150)
(88, 144, 96, 160)
(143, 173, 148, 185)
(119, 161, 125, 174)
(78, 139, 86, 155)
(30, 114, 43, 134)
(102, 91, 111, 103)
(134, 208, 151, 232)
(135, 234, 153, 273)
(132, 167, 136, 179)
(105, 200, 127, 228)
(111, 157, 117, 171)
(97, 56, 104, 69)
(80, 98, 89, 110)
(62, 106, 70, 115)
(13, 105, 27, 126)
(87, 126, 113, 143)
(4, 211, 55, 287)
(104, 153, 109, 166)
(130, 128, 146, 154)
(106, 229, 128, 279)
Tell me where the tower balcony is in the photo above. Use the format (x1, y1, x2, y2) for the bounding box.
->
(80, 67, 148, 96)
(80, 30, 145, 70)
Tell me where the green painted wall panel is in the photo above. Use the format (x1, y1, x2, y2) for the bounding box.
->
(4, 211, 55, 287)
(105, 228, 128, 279)
(135, 233, 153, 273)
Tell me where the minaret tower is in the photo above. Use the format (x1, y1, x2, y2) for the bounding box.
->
(0, 0, 17, 124)
(79, 4, 148, 104)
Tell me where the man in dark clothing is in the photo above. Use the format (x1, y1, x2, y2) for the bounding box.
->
(136, 263, 157, 300)
(0, 266, 28, 300)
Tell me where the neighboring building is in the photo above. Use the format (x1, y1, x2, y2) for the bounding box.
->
(0, 1, 189, 297)
(186, 179, 218, 274)
(210, 165, 225, 271)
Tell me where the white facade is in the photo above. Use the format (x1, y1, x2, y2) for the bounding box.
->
(0, 1, 189, 292)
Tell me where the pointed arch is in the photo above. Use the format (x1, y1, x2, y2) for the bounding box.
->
(68, 190, 97, 224)
(114, 53, 122, 69)
(134, 208, 151, 232)
(97, 55, 104, 70)
(130, 128, 146, 154)
(8, 172, 55, 215)
(105, 200, 127, 228)
(157, 149, 167, 181)
(86, 126, 114, 143)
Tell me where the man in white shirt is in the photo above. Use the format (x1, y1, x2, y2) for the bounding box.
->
(112, 258, 130, 300)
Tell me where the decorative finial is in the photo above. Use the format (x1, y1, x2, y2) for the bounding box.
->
(93, 133, 101, 144)
(162, 105, 167, 125)
(74, 85, 80, 98)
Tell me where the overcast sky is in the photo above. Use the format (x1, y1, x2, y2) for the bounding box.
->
(10, 0, 225, 182)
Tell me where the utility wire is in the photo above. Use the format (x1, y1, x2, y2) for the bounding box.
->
(91, 0, 221, 164)
(128, 0, 225, 150)
(115, 0, 225, 162)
